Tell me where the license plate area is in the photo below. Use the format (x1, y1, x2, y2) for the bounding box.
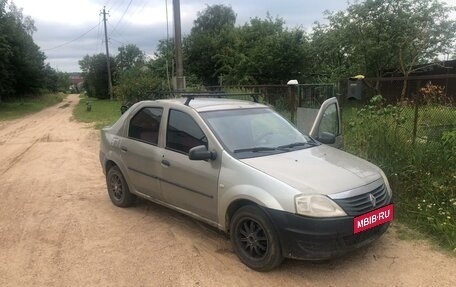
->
(353, 204, 394, 234)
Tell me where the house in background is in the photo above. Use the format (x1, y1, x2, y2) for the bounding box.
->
(69, 73, 84, 92)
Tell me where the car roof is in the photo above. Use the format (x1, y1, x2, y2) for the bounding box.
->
(146, 97, 269, 112)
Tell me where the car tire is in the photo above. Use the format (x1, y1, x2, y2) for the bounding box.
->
(106, 166, 136, 207)
(230, 205, 283, 271)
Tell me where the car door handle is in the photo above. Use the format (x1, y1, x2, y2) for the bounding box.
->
(161, 159, 170, 167)
(120, 146, 128, 152)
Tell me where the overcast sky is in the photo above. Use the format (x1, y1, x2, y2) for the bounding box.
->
(10, 0, 456, 72)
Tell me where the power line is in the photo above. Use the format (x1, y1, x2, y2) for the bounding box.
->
(111, 0, 134, 34)
(108, 22, 128, 44)
(110, 37, 125, 46)
(128, 0, 147, 20)
(107, 0, 126, 13)
(96, 13, 103, 53)
(43, 21, 101, 51)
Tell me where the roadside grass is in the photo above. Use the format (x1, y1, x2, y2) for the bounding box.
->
(72, 95, 122, 129)
(0, 93, 66, 121)
(342, 98, 456, 253)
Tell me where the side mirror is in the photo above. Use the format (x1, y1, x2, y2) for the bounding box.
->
(317, 132, 336, 145)
(120, 105, 129, 114)
(120, 102, 131, 114)
(189, 145, 217, 161)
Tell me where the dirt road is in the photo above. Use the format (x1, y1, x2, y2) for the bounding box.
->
(0, 94, 455, 286)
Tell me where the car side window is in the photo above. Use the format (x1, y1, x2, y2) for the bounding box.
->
(128, 107, 163, 145)
(166, 110, 207, 154)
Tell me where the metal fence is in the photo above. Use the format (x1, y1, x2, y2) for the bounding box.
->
(340, 76, 456, 145)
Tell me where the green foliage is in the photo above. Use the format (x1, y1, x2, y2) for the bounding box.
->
(0, 0, 51, 101)
(72, 96, 122, 129)
(0, 93, 65, 121)
(116, 44, 145, 71)
(147, 38, 175, 91)
(345, 95, 405, 163)
(442, 131, 456, 162)
(310, 0, 456, 86)
(56, 71, 71, 92)
(236, 16, 309, 84)
(183, 6, 309, 86)
(41, 67, 71, 93)
(113, 66, 162, 103)
(184, 4, 237, 85)
(344, 96, 456, 250)
(79, 53, 116, 99)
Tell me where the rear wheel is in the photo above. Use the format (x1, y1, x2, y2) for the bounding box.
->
(106, 166, 136, 207)
(230, 205, 283, 271)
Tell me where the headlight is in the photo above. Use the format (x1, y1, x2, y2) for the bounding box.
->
(295, 194, 346, 217)
(379, 169, 393, 199)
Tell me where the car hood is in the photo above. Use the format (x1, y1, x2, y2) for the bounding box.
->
(240, 145, 381, 195)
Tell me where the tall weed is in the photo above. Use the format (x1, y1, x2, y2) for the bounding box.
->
(343, 95, 455, 250)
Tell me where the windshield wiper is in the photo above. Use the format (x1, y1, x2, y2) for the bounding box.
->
(233, 146, 277, 153)
(276, 142, 317, 150)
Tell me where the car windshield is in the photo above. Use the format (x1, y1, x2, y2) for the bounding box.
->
(200, 108, 317, 158)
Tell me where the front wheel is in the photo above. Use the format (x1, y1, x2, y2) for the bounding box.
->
(230, 205, 283, 271)
(106, 166, 136, 207)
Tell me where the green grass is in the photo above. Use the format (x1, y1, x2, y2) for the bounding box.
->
(342, 99, 456, 252)
(72, 96, 122, 129)
(0, 93, 66, 121)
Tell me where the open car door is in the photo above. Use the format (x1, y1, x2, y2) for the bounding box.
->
(297, 97, 343, 148)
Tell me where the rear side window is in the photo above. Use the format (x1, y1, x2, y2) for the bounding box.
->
(128, 107, 163, 145)
(166, 110, 207, 154)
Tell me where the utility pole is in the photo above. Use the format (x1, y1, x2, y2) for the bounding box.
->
(173, 0, 185, 92)
(102, 7, 114, 100)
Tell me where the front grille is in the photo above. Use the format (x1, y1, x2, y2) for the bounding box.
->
(333, 184, 389, 216)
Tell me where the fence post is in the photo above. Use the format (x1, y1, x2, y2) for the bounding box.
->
(412, 80, 422, 146)
(288, 85, 298, 123)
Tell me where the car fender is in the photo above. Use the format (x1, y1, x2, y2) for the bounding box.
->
(217, 151, 300, 231)
(218, 184, 285, 231)
(101, 129, 136, 194)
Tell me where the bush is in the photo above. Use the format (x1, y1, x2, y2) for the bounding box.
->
(114, 67, 162, 103)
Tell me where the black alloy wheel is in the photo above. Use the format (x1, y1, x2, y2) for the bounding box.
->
(230, 205, 283, 271)
(237, 218, 268, 259)
(106, 166, 136, 207)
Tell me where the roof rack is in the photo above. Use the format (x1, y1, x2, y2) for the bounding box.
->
(182, 92, 261, 106)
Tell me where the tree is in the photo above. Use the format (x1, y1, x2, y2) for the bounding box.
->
(314, 0, 456, 97)
(183, 6, 309, 86)
(183, 4, 237, 85)
(79, 53, 116, 99)
(116, 44, 145, 71)
(309, 21, 356, 83)
(236, 16, 309, 84)
(149, 38, 174, 91)
(114, 66, 161, 102)
(391, 0, 456, 100)
(0, 0, 46, 101)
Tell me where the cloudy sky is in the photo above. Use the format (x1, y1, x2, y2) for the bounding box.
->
(10, 0, 352, 72)
(10, 0, 456, 72)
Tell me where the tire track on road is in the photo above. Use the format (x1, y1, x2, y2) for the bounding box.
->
(0, 138, 40, 176)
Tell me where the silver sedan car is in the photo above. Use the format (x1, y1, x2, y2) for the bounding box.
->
(99, 96, 393, 271)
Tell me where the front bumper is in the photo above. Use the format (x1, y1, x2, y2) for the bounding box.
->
(264, 207, 390, 260)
